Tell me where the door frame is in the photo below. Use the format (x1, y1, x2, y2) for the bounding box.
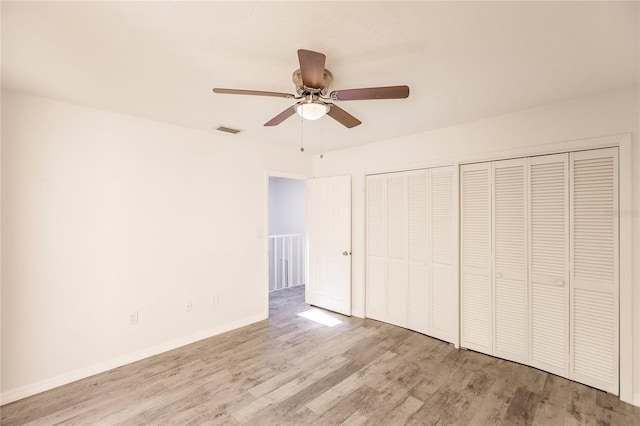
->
(264, 171, 310, 319)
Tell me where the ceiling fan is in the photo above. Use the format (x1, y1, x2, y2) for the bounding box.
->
(213, 49, 410, 128)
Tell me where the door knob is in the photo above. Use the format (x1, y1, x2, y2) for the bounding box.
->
(495, 272, 503, 278)
(342, 251, 349, 256)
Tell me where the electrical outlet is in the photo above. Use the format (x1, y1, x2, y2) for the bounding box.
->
(185, 301, 192, 312)
(128, 311, 138, 325)
(212, 294, 220, 308)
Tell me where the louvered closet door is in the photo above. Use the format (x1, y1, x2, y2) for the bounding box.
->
(386, 173, 408, 328)
(570, 148, 619, 394)
(366, 175, 386, 322)
(430, 167, 456, 343)
(528, 153, 570, 378)
(407, 170, 429, 334)
(461, 162, 492, 354)
(492, 159, 528, 364)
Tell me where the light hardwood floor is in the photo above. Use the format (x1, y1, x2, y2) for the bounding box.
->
(2, 285, 639, 425)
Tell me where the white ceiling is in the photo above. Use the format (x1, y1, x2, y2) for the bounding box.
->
(2, 1, 638, 154)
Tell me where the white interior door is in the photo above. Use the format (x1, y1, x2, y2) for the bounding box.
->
(306, 175, 352, 316)
(570, 148, 619, 394)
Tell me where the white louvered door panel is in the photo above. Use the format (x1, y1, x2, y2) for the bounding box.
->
(461, 163, 492, 354)
(407, 170, 429, 334)
(570, 148, 619, 394)
(492, 159, 528, 364)
(386, 174, 408, 327)
(430, 166, 456, 343)
(366, 175, 386, 321)
(528, 154, 570, 378)
(366, 259, 386, 321)
(388, 259, 408, 328)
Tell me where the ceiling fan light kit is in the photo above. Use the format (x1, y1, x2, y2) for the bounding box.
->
(296, 101, 329, 120)
(213, 49, 410, 129)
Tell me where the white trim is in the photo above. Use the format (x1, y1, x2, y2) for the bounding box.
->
(266, 170, 310, 181)
(0, 314, 266, 405)
(365, 160, 456, 177)
(362, 133, 628, 178)
(452, 164, 461, 348)
(456, 133, 628, 165)
(634, 393, 640, 407)
(351, 309, 366, 318)
(617, 134, 633, 404)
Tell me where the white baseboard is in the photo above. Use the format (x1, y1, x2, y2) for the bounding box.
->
(0, 314, 266, 405)
(351, 309, 365, 319)
(634, 393, 640, 407)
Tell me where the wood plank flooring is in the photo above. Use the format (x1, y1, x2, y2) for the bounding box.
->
(2, 285, 639, 425)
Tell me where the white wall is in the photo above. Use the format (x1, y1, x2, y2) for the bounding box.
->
(2, 86, 639, 404)
(268, 177, 305, 236)
(313, 87, 640, 403)
(0, 90, 312, 402)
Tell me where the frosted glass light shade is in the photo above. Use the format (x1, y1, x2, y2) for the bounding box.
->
(296, 102, 328, 120)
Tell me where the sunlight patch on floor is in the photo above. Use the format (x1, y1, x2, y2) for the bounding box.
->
(297, 308, 342, 327)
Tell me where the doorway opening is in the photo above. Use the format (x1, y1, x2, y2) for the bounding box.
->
(268, 176, 306, 313)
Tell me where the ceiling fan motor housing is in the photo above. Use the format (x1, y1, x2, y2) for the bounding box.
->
(292, 69, 333, 96)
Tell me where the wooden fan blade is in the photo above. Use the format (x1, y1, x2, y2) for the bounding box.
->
(330, 85, 409, 101)
(297, 49, 326, 89)
(213, 88, 295, 98)
(326, 104, 361, 128)
(264, 106, 296, 126)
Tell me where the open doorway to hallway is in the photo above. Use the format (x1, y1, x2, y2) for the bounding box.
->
(268, 176, 306, 313)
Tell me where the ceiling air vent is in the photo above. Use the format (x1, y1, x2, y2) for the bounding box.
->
(215, 126, 242, 135)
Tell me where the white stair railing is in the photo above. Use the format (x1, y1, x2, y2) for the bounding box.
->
(268, 233, 305, 292)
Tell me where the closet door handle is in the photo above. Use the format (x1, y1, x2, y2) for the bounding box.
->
(495, 272, 503, 279)
(555, 280, 565, 287)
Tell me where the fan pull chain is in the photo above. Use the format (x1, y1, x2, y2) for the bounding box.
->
(320, 118, 324, 159)
(299, 109, 304, 152)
